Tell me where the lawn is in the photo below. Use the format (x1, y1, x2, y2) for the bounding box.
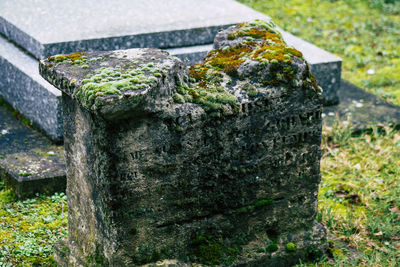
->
(1, 0, 400, 265)
(239, 0, 400, 105)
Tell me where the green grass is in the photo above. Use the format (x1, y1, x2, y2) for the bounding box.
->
(239, 0, 400, 105)
(316, 122, 400, 266)
(0, 186, 67, 266)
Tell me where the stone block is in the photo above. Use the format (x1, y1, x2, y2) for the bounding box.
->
(40, 21, 327, 266)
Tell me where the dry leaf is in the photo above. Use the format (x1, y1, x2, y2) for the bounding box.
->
(345, 194, 361, 204)
(374, 231, 383, 236)
(389, 206, 400, 214)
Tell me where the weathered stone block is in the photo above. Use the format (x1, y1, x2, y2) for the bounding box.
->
(40, 21, 327, 266)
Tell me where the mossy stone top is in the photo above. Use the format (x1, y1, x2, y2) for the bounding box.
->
(39, 20, 321, 120)
(39, 48, 188, 120)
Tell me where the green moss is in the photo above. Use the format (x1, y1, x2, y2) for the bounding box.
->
(190, 233, 246, 265)
(48, 52, 87, 65)
(254, 199, 274, 207)
(74, 64, 161, 109)
(256, 247, 266, 253)
(182, 20, 316, 112)
(285, 242, 297, 252)
(234, 199, 274, 214)
(18, 172, 33, 177)
(266, 243, 279, 252)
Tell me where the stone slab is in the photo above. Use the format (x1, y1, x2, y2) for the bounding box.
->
(0, 35, 63, 141)
(39, 16, 328, 262)
(323, 80, 400, 130)
(0, 102, 65, 199)
(0, 0, 267, 59)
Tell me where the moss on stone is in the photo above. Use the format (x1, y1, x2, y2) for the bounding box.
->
(73, 63, 162, 109)
(285, 242, 297, 252)
(48, 52, 87, 65)
(234, 198, 274, 214)
(266, 243, 279, 252)
(181, 19, 318, 112)
(190, 233, 246, 266)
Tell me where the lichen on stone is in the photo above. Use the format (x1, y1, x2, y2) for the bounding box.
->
(47, 52, 87, 65)
(181, 19, 321, 111)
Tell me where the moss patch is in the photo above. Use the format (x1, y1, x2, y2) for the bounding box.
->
(48, 52, 87, 65)
(73, 63, 162, 109)
(182, 20, 319, 112)
(285, 242, 297, 252)
(190, 233, 247, 266)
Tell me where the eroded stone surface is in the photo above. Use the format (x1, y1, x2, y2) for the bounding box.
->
(41, 21, 327, 266)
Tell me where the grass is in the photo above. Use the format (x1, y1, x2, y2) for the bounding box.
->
(316, 121, 400, 266)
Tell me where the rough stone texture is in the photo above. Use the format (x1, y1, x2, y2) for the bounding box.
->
(0, 35, 63, 141)
(168, 36, 342, 107)
(3, 78, 399, 200)
(0, 102, 65, 199)
(40, 22, 327, 266)
(279, 31, 341, 106)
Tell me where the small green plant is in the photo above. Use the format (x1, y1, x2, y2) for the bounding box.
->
(285, 242, 297, 252)
(266, 244, 279, 252)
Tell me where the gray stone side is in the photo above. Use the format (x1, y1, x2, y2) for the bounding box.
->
(310, 61, 341, 106)
(0, 36, 63, 141)
(41, 21, 327, 266)
(55, 86, 326, 266)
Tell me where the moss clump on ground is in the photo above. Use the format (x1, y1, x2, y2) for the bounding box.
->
(285, 242, 297, 252)
(0, 187, 67, 266)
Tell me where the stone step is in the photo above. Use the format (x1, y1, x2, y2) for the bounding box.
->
(0, 0, 267, 59)
(0, 36, 63, 141)
(0, 101, 65, 199)
(0, 0, 341, 141)
(2, 80, 400, 199)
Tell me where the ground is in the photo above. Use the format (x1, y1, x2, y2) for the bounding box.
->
(1, 0, 400, 266)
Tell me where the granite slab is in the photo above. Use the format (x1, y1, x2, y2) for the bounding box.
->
(323, 80, 400, 130)
(0, 0, 268, 59)
(0, 35, 63, 141)
(0, 101, 65, 199)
